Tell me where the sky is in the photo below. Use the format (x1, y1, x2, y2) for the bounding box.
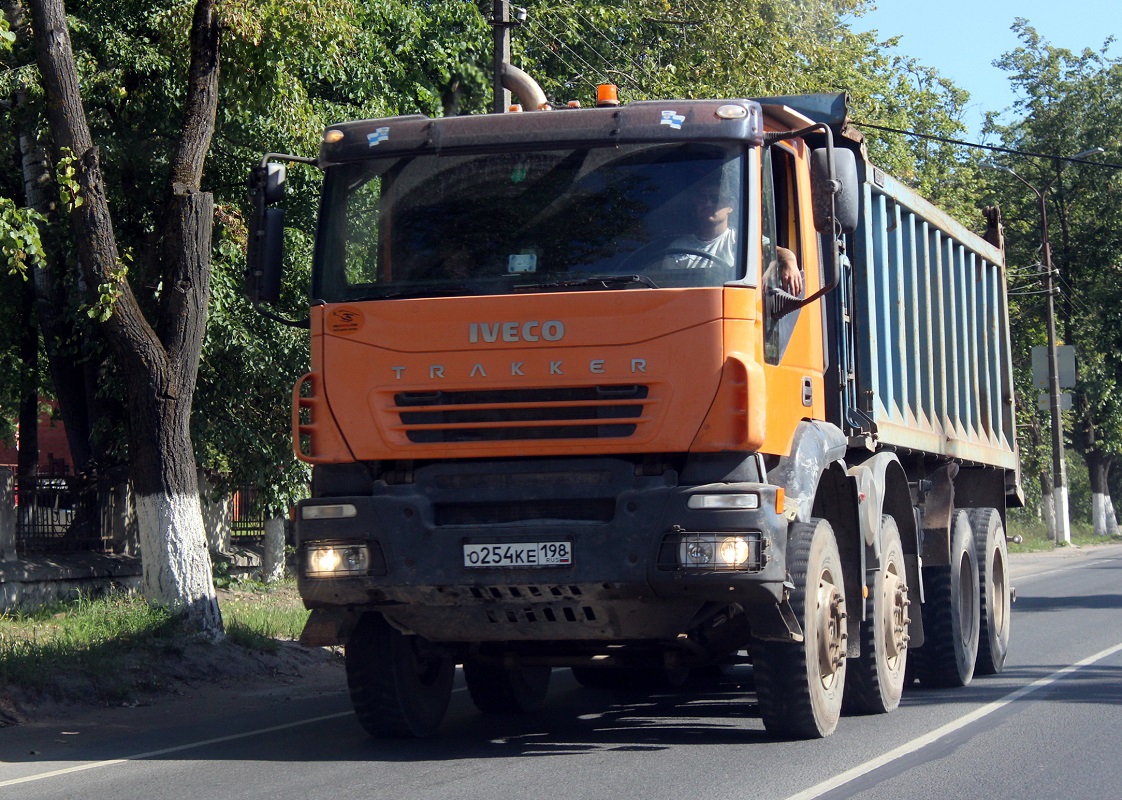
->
(848, 1, 1118, 140)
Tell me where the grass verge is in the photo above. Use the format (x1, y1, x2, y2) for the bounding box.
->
(1007, 517, 1122, 553)
(0, 579, 312, 710)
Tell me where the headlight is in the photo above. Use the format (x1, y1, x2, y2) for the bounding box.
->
(677, 533, 762, 571)
(305, 543, 370, 577)
(687, 493, 760, 510)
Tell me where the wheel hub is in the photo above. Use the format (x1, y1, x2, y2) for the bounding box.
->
(816, 577, 847, 683)
(882, 570, 911, 660)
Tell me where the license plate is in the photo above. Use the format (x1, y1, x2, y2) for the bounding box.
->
(463, 541, 572, 568)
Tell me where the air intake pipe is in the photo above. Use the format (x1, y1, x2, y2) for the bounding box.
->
(501, 63, 550, 111)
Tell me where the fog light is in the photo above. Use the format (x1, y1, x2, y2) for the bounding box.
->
(682, 538, 714, 566)
(676, 533, 762, 571)
(718, 536, 751, 567)
(306, 543, 370, 577)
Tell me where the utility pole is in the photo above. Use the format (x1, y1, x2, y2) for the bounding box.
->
(995, 146, 1103, 545)
(1038, 189, 1071, 545)
(492, 0, 511, 114)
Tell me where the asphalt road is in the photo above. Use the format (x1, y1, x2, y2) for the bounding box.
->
(2, 544, 1121, 800)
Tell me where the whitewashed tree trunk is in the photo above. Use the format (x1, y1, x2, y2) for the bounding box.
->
(1092, 492, 1108, 536)
(1041, 476, 1056, 541)
(29, 0, 224, 634)
(1106, 495, 1119, 535)
(263, 517, 285, 583)
(137, 493, 221, 629)
(198, 471, 232, 554)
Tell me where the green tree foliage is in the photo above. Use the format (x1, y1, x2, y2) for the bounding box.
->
(985, 20, 1122, 527)
(511, 1, 977, 219)
(1, 0, 990, 520)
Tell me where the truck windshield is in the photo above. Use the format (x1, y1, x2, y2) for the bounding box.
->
(312, 143, 745, 302)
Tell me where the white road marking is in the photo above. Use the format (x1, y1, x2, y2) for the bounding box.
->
(782, 640, 1122, 800)
(0, 711, 353, 788)
(0, 685, 471, 788)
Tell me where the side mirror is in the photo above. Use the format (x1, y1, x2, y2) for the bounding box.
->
(811, 147, 859, 234)
(245, 163, 286, 305)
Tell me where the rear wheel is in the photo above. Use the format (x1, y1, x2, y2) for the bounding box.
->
(345, 613, 455, 738)
(844, 515, 910, 714)
(754, 518, 848, 738)
(914, 510, 979, 688)
(464, 661, 552, 714)
(970, 507, 1011, 675)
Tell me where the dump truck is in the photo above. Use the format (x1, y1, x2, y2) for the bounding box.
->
(246, 75, 1020, 740)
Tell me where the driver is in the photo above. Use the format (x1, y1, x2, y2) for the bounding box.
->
(665, 179, 803, 295)
(664, 181, 737, 270)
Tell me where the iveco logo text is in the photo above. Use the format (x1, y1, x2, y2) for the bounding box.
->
(469, 320, 565, 343)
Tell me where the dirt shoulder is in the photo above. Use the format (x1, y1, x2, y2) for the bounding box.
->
(0, 635, 345, 727)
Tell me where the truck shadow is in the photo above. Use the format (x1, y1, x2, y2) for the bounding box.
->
(1004, 593, 1122, 612)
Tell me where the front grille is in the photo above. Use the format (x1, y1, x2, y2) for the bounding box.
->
(469, 584, 599, 626)
(393, 385, 650, 443)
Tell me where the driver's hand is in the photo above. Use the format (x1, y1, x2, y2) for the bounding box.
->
(778, 247, 803, 295)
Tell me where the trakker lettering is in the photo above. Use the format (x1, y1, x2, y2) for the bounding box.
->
(388, 358, 647, 380)
(469, 320, 565, 343)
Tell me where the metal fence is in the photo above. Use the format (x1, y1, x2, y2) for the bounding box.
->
(15, 475, 116, 554)
(230, 486, 267, 545)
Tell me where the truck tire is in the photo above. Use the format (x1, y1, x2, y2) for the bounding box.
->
(464, 661, 552, 714)
(914, 510, 979, 688)
(754, 518, 848, 738)
(844, 515, 909, 714)
(345, 613, 454, 738)
(969, 507, 1011, 675)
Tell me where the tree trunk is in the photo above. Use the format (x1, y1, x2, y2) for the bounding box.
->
(6, 0, 104, 476)
(1086, 452, 1118, 537)
(17, 279, 39, 477)
(1040, 470, 1056, 541)
(29, 0, 222, 633)
(263, 517, 285, 583)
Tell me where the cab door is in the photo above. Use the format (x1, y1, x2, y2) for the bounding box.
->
(759, 140, 828, 457)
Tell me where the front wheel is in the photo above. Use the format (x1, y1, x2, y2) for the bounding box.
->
(914, 510, 980, 688)
(345, 613, 455, 738)
(754, 518, 848, 739)
(844, 515, 910, 714)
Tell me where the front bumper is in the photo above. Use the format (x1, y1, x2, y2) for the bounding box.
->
(296, 458, 791, 643)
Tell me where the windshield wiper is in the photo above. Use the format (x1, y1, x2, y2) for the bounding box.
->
(358, 284, 472, 301)
(513, 274, 659, 292)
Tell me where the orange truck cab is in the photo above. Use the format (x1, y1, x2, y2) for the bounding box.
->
(247, 89, 1018, 740)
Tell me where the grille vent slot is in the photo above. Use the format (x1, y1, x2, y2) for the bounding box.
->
(394, 385, 649, 443)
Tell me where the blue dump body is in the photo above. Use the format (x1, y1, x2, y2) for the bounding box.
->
(834, 158, 1018, 472)
(766, 94, 1018, 478)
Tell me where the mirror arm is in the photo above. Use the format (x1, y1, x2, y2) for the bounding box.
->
(252, 302, 311, 330)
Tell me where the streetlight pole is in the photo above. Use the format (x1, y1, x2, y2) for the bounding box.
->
(997, 147, 1103, 545)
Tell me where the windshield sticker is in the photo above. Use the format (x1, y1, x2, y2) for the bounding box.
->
(508, 252, 538, 273)
(367, 127, 390, 147)
(660, 111, 686, 130)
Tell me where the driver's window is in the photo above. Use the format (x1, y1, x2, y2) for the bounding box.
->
(762, 145, 804, 365)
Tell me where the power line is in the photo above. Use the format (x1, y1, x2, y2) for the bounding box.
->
(570, 9, 660, 91)
(855, 121, 1122, 170)
(521, 18, 605, 91)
